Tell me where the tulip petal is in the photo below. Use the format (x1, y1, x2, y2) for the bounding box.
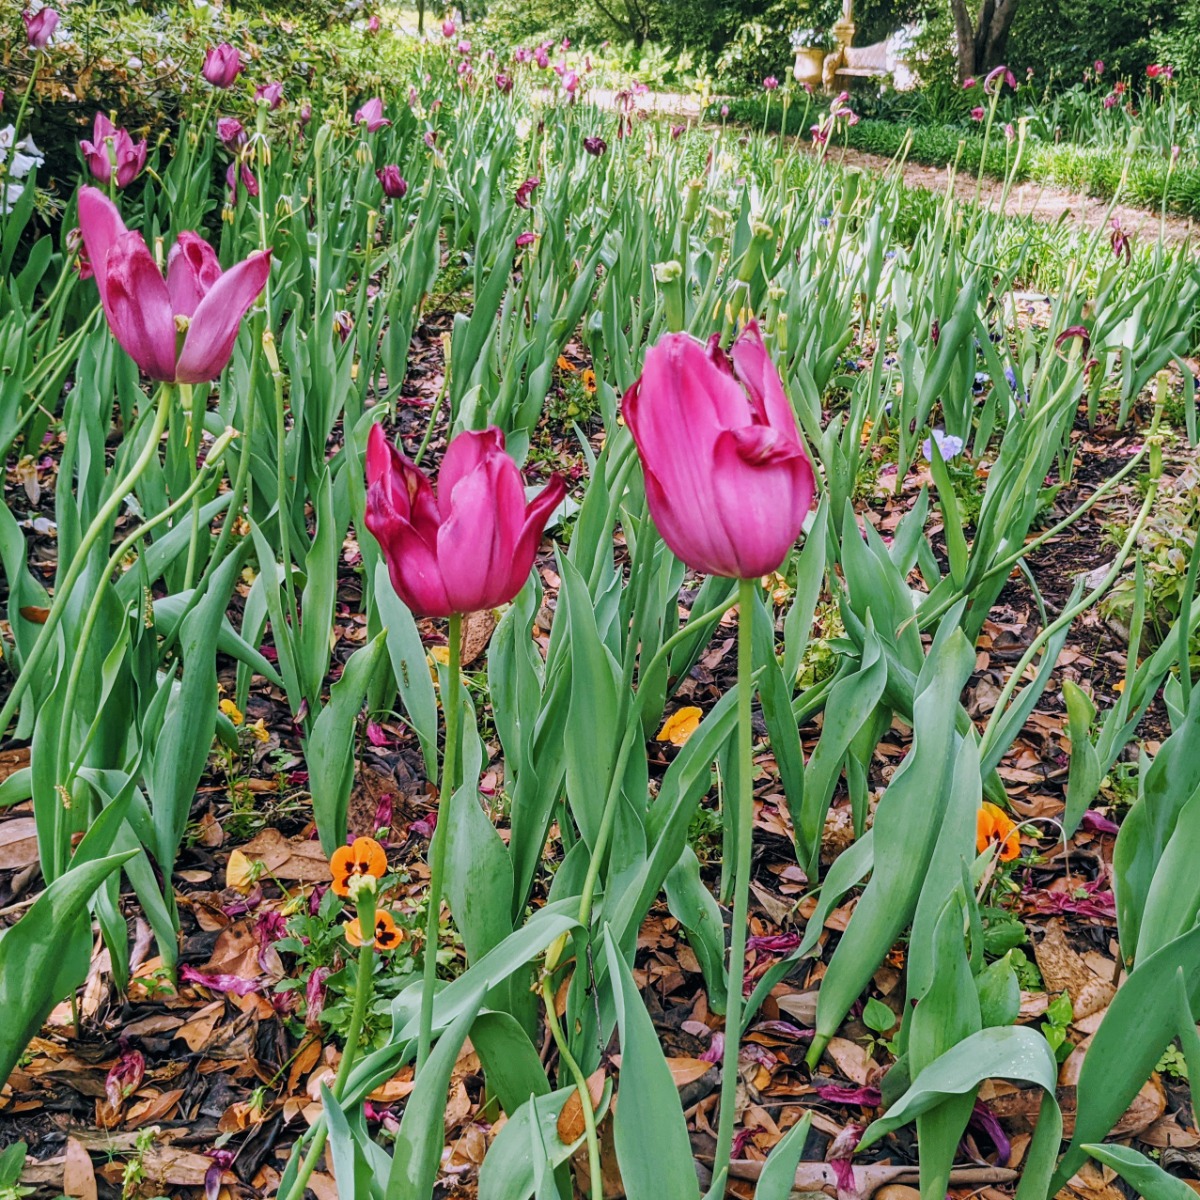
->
(167, 232, 223, 318)
(436, 427, 506, 508)
(77, 186, 130, 310)
(101, 231, 178, 381)
(437, 452, 523, 612)
(174, 249, 271, 383)
(508, 474, 568, 599)
(709, 427, 812, 578)
(730, 320, 799, 436)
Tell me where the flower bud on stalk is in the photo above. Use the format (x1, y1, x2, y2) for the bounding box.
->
(653, 259, 685, 332)
(682, 178, 702, 225)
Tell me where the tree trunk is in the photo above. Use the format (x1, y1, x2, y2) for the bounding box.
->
(949, 0, 1022, 78)
(417, 0, 425, 35)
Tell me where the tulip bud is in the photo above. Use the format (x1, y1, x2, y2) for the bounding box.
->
(682, 178, 702, 224)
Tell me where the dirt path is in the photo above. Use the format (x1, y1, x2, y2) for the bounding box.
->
(584, 88, 1198, 247)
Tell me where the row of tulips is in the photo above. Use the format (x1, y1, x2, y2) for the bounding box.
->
(1, 20, 1199, 1200)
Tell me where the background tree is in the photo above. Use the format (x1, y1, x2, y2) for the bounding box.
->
(950, 0, 1020, 78)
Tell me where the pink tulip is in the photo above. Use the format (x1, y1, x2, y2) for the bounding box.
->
(495, 72, 513, 93)
(80, 113, 147, 189)
(255, 81, 284, 110)
(971, 106, 985, 120)
(22, 8, 58, 49)
(623, 323, 814, 579)
(355, 97, 391, 131)
(562, 70, 579, 95)
(364, 424, 567, 617)
(441, 18, 456, 36)
(367, 14, 380, 32)
(763, 76, 779, 90)
(225, 159, 259, 202)
(202, 43, 242, 87)
(77, 186, 271, 384)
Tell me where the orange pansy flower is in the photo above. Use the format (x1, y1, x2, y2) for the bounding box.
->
(976, 802, 1020, 862)
(581, 369, 597, 394)
(330, 836, 388, 896)
(345, 910, 404, 952)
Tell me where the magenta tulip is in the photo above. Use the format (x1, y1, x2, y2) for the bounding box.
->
(202, 43, 242, 87)
(22, 8, 58, 49)
(225, 160, 259, 202)
(217, 117, 247, 148)
(255, 81, 284, 110)
(623, 322, 814, 579)
(77, 187, 271, 384)
(364, 424, 567, 617)
(80, 113, 147, 189)
(367, 14, 380, 32)
(355, 97, 391, 132)
(376, 165, 407, 198)
(763, 75, 779, 90)
(441, 18, 456, 36)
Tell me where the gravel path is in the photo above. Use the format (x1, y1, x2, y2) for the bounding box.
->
(583, 88, 1197, 247)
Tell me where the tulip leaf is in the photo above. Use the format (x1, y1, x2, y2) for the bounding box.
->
(1082, 1144, 1197, 1200)
(385, 985, 486, 1200)
(0, 850, 136, 1085)
(306, 630, 388, 855)
(754, 1112, 813, 1200)
(604, 930, 701, 1200)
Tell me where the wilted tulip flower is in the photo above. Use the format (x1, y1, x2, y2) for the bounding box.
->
(217, 117, 247, 148)
(962, 76, 976, 88)
(364, 424, 567, 617)
(971, 106, 985, 120)
(255, 81, 284, 110)
(562, 70, 579, 95)
(670, 124, 685, 139)
(623, 322, 815, 580)
(495, 72, 513, 92)
(763, 75, 779, 90)
(457, 39, 471, 53)
(1094, 60, 1104, 75)
(376, 165, 407, 197)
(80, 113, 147, 189)
(983, 64, 1017, 92)
(1103, 92, 1117, 109)
(515, 231, 536, 247)
(534, 47, 549, 68)
(226, 159, 259, 202)
(355, 97, 391, 131)
(582, 135, 607, 156)
(78, 186, 271, 384)
(22, 8, 58, 49)
(299, 102, 313, 126)
(202, 43, 242, 87)
(514, 175, 539, 208)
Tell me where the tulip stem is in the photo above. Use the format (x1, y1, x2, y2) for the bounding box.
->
(0, 383, 173, 742)
(709, 575, 756, 1199)
(417, 610, 462, 1071)
(540, 970, 604, 1200)
(282, 891, 375, 1200)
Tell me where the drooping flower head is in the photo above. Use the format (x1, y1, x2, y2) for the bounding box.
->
(364, 425, 566, 617)
(623, 322, 815, 580)
(255, 81, 284, 110)
(77, 186, 271, 383)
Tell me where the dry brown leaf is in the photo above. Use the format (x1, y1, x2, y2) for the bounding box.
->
(557, 1068, 605, 1144)
(1034, 922, 1116, 1021)
(174, 1001, 225, 1053)
(125, 1088, 184, 1126)
(822, 1036, 876, 1086)
(0, 818, 39, 871)
(62, 1137, 96, 1200)
(237, 828, 331, 883)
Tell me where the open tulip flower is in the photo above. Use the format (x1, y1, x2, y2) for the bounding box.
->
(78, 187, 271, 383)
(80, 113, 147, 189)
(623, 321, 814, 580)
(364, 424, 567, 617)
(354, 97, 391, 132)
